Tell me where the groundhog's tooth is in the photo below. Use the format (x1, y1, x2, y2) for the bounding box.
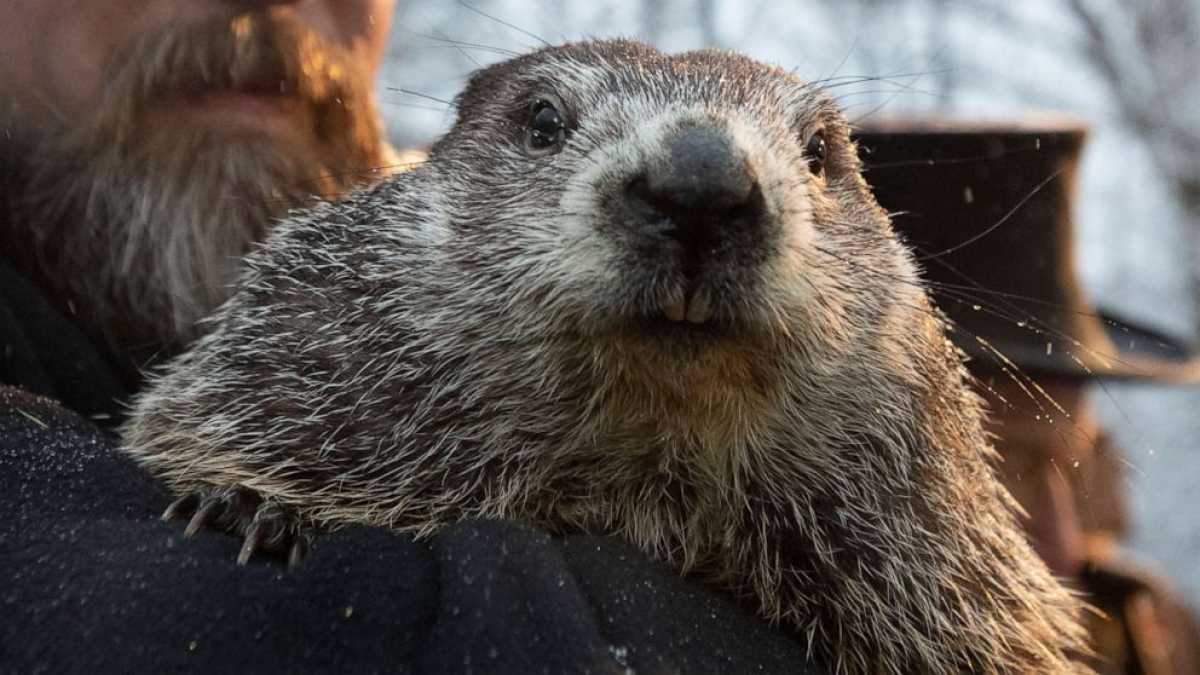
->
(685, 287, 712, 324)
(663, 300, 687, 322)
(116, 38, 1090, 674)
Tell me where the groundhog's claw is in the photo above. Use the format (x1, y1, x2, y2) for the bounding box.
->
(161, 486, 311, 566)
(184, 495, 226, 537)
(237, 501, 310, 566)
(161, 492, 198, 521)
(286, 538, 308, 568)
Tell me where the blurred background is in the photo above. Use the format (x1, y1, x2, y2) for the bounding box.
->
(374, 1, 1200, 607)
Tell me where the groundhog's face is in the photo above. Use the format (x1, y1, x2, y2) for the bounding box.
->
(432, 40, 923, 362)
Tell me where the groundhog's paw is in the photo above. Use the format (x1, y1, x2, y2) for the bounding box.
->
(161, 486, 313, 567)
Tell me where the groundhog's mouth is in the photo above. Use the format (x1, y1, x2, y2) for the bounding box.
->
(632, 313, 738, 344)
(617, 277, 769, 346)
(657, 283, 714, 324)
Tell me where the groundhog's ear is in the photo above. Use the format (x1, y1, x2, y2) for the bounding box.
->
(448, 91, 469, 124)
(451, 61, 521, 125)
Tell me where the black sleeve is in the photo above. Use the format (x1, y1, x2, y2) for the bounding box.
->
(0, 261, 132, 421)
(0, 385, 814, 674)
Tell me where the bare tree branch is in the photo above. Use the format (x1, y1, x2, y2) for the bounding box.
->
(697, 0, 720, 46)
(1064, 0, 1200, 214)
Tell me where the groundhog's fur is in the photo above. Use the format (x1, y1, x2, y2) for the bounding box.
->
(122, 40, 1089, 673)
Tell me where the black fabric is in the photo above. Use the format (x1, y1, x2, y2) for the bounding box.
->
(0, 384, 814, 673)
(0, 251, 816, 673)
(0, 259, 131, 423)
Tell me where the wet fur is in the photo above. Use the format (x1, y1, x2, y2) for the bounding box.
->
(123, 40, 1089, 673)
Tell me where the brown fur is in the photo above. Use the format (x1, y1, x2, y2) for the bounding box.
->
(122, 40, 1091, 673)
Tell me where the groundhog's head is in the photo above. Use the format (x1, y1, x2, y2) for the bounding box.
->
(428, 40, 926, 379)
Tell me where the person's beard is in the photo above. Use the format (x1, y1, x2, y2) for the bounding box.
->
(3, 12, 388, 361)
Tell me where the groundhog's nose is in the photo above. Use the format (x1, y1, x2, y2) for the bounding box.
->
(624, 124, 764, 256)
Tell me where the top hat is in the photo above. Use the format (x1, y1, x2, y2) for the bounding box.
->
(853, 116, 1200, 383)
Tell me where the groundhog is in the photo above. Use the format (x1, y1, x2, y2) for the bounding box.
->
(122, 39, 1090, 674)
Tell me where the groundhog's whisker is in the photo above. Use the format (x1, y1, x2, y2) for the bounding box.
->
(404, 31, 522, 57)
(123, 40, 1090, 674)
(455, 1, 551, 48)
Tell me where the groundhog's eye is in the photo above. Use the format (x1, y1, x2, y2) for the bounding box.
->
(525, 98, 566, 157)
(805, 130, 827, 175)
